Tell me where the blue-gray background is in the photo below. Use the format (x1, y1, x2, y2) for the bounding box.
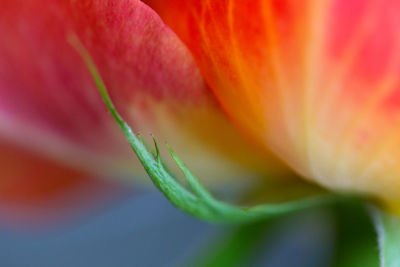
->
(0, 191, 334, 267)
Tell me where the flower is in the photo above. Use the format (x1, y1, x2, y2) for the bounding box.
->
(145, 0, 400, 211)
(4, 0, 399, 223)
(0, 0, 284, 225)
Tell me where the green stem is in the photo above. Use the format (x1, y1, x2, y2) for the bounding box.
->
(192, 222, 271, 267)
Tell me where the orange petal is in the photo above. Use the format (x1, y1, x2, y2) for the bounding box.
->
(146, 0, 400, 208)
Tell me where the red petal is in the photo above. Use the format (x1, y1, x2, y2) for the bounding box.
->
(0, 139, 128, 228)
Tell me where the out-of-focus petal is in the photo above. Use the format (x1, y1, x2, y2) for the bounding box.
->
(146, 0, 400, 209)
(0, 139, 129, 228)
(0, 0, 285, 197)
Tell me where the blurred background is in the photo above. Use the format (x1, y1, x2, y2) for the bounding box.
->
(0, 188, 337, 267)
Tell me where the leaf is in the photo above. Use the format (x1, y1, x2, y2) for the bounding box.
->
(370, 205, 400, 267)
(71, 35, 355, 224)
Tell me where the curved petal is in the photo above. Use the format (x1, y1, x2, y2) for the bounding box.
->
(0, 0, 285, 200)
(146, 0, 400, 209)
(0, 139, 129, 228)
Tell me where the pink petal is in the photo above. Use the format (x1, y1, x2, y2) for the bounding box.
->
(0, 0, 285, 221)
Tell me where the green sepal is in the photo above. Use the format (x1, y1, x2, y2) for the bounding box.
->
(72, 36, 353, 224)
(370, 205, 400, 267)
